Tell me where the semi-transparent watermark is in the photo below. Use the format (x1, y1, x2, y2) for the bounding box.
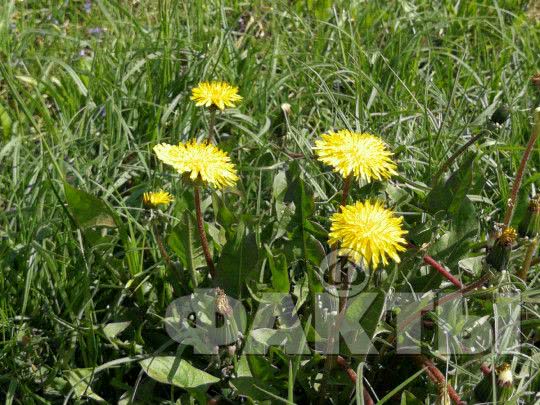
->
(164, 251, 522, 355)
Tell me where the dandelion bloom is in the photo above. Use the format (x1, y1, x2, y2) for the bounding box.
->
(154, 140, 238, 189)
(497, 227, 518, 246)
(143, 190, 174, 208)
(313, 130, 397, 181)
(190, 81, 242, 110)
(328, 200, 407, 268)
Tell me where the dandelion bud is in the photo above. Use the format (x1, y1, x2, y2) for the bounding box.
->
(271, 103, 292, 139)
(518, 195, 540, 238)
(490, 105, 510, 125)
(486, 227, 517, 271)
(474, 363, 514, 403)
(280, 103, 292, 116)
(227, 344, 237, 357)
(532, 73, 540, 92)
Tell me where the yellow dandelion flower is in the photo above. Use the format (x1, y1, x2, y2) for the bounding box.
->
(328, 200, 407, 269)
(153, 140, 238, 189)
(498, 227, 517, 246)
(190, 81, 242, 110)
(313, 129, 397, 181)
(143, 190, 174, 208)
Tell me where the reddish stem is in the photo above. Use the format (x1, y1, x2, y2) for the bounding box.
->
(416, 356, 464, 405)
(340, 175, 352, 207)
(398, 273, 491, 333)
(153, 223, 173, 269)
(480, 363, 492, 376)
(423, 255, 463, 289)
(408, 243, 463, 289)
(335, 356, 375, 405)
(194, 186, 216, 279)
(502, 108, 540, 227)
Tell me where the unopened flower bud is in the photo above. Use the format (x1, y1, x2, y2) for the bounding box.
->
(280, 103, 292, 116)
(271, 103, 292, 140)
(474, 363, 514, 403)
(518, 195, 540, 238)
(491, 105, 510, 125)
(486, 227, 517, 271)
(227, 344, 237, 357)
(532, 73, 540, 92)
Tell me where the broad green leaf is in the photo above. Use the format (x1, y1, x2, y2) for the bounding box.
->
(285, 163, 323, 293)
(425, 152, 475, 216)
(346, 290, 386, 356)
(216, 227, 259, 298)
(230, 377, 285, 403)
(168, 213, 204, 271)
(65, 368, 106, 403)
(265, 246, 290, 293)
(139, 356, 218, 391)
(232, 356, 283, 400)
(102, 321, 131, 339)
(272, 170, 288, 201)
(64, 183, 116, 228)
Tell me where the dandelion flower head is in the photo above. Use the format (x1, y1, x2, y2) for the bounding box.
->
(313, 130, 397, 182)
(190, 81, 242, 110)
(143, 190, 174, 208)
(153, 140, 238, 189)
(328, 200, 407, 268)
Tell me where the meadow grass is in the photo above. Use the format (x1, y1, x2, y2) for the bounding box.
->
(1, 0, 540, 403)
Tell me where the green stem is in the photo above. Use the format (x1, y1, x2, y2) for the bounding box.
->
(184, 212, 198, 288)
(518, 237, 538, 281)
(208, 108, 216, 144)
(194, 186, 216, 279)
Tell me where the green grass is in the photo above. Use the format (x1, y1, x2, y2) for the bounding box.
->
(1, 0, 540, 403)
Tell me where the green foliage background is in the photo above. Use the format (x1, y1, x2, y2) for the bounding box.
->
(1, 0, 539, 403)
